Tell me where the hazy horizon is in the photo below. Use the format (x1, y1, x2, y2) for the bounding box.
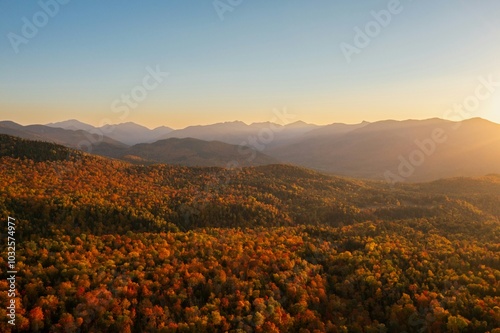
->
(2, 1, 500, 128)
(2, 115, 498, 131)
(2, 3, 500, 331)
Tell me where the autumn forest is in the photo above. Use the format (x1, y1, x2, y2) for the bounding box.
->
(1, 134, 500, 333)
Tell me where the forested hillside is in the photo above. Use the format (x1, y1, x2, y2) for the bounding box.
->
(114, 137, 278, 167)
(0, 135, 499, 332)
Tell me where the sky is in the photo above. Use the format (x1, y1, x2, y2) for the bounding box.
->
(1, 0, 500, 129)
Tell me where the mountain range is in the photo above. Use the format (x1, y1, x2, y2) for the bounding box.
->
(1, 131, 500, 332)
(2, 117, 500, 182)
(113, 137, 278, 167)
(46, 119, 173, 145)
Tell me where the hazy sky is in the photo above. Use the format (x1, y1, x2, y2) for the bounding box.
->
(1, 0, 500, 129)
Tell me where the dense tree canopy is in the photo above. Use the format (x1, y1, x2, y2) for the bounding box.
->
(0, 135, 499, 332)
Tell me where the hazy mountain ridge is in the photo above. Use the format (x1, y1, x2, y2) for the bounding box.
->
(1, 134, 500, 332)
(1, 134, 498, 234)
(0, 121, 128, 156)
(116, 137, 279, 167)
(268, 118, 500, 181)
(2, 121, 280, 167)
(157, 120, 321, 148)
(4, 117, 500, 181)
(47, 119, 174, 145)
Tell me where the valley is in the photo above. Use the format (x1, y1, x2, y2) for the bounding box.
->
(0, 135, 499, 332)
(3, 117, 500, 182)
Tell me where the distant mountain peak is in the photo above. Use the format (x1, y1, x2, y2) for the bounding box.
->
(249, 121, 280, 127)
(46, 119, 97, 132)
(0, 120, 23, 128)
(463, 117, 493, 124)
(100, 122, 151, 130)
(152, 125, 173, 131)
(47, 119, 94, 127)
(285, 120, 317, 128)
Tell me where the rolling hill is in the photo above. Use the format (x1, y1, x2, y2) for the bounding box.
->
(1, 134, 497, 235)
(114, 137, 279, 167)
(268, 118, 500, 182)
(158, 120, 320, 148)
(47, 120, 173, 145)
(0, 121, 128, 155)
(1, 135, 499, 332)
(6, 117, 500, 181)
(2, 122, 277, 168)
